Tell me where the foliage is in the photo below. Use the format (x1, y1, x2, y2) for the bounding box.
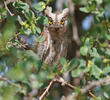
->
(0, 0, 110, 100)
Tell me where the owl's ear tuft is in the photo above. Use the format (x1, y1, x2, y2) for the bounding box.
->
(62, 8, 69, 18)
(44, 6, 52, 17)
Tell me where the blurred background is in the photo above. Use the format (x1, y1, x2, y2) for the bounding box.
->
(1, 0, 110, 100)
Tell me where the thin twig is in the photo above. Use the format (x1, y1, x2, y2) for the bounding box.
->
(0, 0, 16, 8)
(39, 77, 75, 100)
(7, 41, 28, 49)
(102, 0, 109, 33)
(3, 0, 14, 16)
(88, 91, 97, 99)
(39, 79, 55, 100)
(104, 14, 109, 33)
(55, 77, 75, 89)
(0, 76, 22, 88)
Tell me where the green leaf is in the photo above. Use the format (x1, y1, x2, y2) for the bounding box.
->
(72, 68, 81, 77)
(38, 71, 48, 81)
(6, 66, 26, 81)
(103, 66, 110, 74)
(100, 43, 107, 48)
(85, 38, 91, 46)
(104, 92, 109, 99)
(21, 3, 29, 13)
(97, 48, 105, 55)
(13, 1, 29, 13)
(96, 0, 103, 5)
(36, 27, 41, 34)
(89, 37, 94, 45)
(105, 33, 110, 40)
(80, 46, 88, 56)
(1, 86, 19, 100)
(0, 16, 16, 48)
(37, 16, 49, 25)
(89, 1, 97, 11)
(92, 9, 104, 17)
(89, 48, 100, 57)
(105, 49, 110, 56)
(90, 65, 101, 79)
(93, 57, 102, 66)
(79, 59, 86, 67)
(33, 2, 46, 12)
(17, 15, 23, 24)
(60, 58, 67, 66)
(24, 10, 35, 20)
(31, 24, 36, 34)
(23, 28, 32, 35)
(68, 58, 80, 68)
(81, 67, 89, 73)
(37, 36, 45, 42)
(80, 7, 89, 13)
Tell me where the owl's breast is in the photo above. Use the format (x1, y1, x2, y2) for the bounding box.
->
(37, 39, 68, 66)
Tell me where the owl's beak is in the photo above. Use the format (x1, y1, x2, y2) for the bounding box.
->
(55, 27, 60, 31)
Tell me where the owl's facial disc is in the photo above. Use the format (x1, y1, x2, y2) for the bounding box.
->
(44, 6, 69, 34)
(47, 17, 68, 34)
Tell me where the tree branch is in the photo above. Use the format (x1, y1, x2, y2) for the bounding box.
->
(39, 79, 55, 100)
(3, 0, 14, 16)
(0, 76, 22, 89)
(0, 0, 16, 8)
(39, 77, 75, 100)
(7, 41, 28, 49)
(39, 76, 110, 100)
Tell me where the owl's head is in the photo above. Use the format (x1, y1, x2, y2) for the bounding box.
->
(44, 6, 69, 35)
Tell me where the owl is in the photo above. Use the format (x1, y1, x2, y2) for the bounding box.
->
(37, 6, 69, 66)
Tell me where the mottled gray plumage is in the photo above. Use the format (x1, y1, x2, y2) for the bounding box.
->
(37, 6, 69, 66)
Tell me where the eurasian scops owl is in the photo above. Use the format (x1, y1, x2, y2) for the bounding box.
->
(37, 6, 69, 66)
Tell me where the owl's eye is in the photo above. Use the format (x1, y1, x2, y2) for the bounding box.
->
(61, 20, 65, 25)
(49, 20, 53, 25)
